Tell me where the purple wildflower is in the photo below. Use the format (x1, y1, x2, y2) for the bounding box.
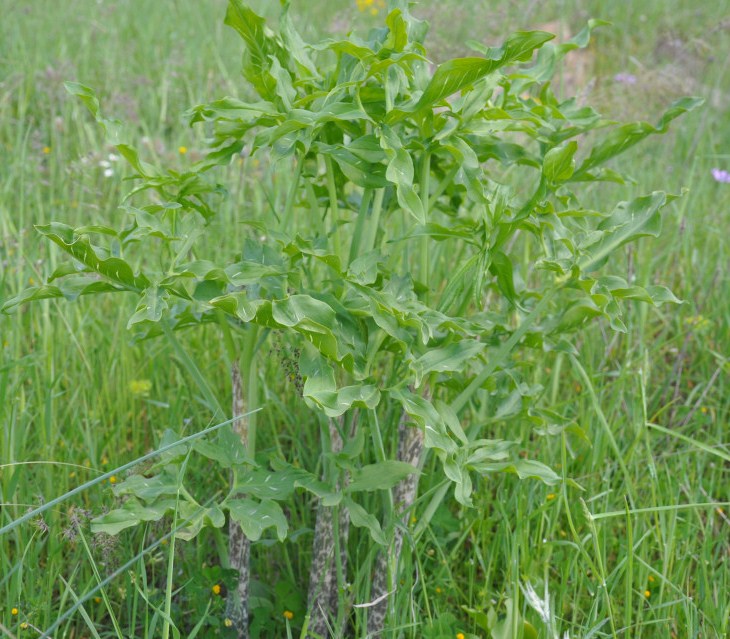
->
(711, 168, 730, 184)
(614, 72, 637, 85)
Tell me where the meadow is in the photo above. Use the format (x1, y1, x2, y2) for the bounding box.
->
(1, 1, 728, 638)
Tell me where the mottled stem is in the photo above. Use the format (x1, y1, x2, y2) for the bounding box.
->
(367, 409, 424, 636)
(227, 361, 250, 639)
(307, 416, 352, 637)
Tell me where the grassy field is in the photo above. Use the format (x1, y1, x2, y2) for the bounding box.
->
(1, 1, 728, 638)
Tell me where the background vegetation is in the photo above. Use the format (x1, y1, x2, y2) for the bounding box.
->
(1, 0, 728, 637)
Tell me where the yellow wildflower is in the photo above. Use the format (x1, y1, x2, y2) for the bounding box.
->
(129, 379, 152, 396)
(43, 146, 51, 154)
(224, 618, 233, 627)
(178, 146, 187, 155)
(644, 590, 651, 598)
(109, 476, 118, 484)
(457, 633, 465, 639)
(11, 607, 18, 615)
(212, 584, 221, 595)
(546, 493, 556, 501)
(283, 610, 294, 620)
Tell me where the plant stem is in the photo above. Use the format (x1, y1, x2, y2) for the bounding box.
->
(226, 326, 258, 639)
(348, 188, 373, 266)
(420, 152, 431, 303)
(324, 154, 342, 259)
(363, 188, 385, 254)
(367, 401, 425, 636)
(227, 358, 251, 639)
(282, 154, 304, 233)
(307, 416, 351, 637)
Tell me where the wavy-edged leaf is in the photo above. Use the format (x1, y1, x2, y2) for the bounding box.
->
(543, 141, 577, 182)
(574, 97, 703, 177)
(112, 471, 180, 503)
(1, 279, 124, 314)
(387, 31, 554, 122)
(64, 81, 124, 144)
(225, 1, 288, 103)
(347, 461, 417, 493)
(578, 191, 673, 272)
(343, 496, 386, 545)
(127, 286, 169, 328)
(384, 9, 408, 52)
(390, 387, 457, 455)
(176, 502, 226, 541)
(300, 351, 380, 416)
(409, 340, 484, 387)
(36, 223, 150, 290)
(227, 498, 288, 541)
(470, 459, 560, 484)
(90, 498, 178, 536)
(193, 426, 251, 468)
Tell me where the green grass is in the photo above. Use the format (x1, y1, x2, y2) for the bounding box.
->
(1, 1, 728, 637)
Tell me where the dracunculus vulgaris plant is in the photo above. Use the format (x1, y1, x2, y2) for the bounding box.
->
(2, 0, 701, 636)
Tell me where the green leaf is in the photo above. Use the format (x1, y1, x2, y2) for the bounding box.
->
(443, 453, 473, 506)
(554, 298, 602, 332)
(176, 502, 226, 541)
(36, 223, 150, 290)
(574, 97, 703, 177)
(384, 9, 408, 52)
(156, 429, 190, 465)
(489, 250, 519, 307)
(112, 471, 180, 503)
(208, 292, 262, 323)
(64, 81, 124, 144)
(127, 286, 169, 328)
(280, 1, 319, 78)
(269, 459, 341, 506)
(90, 498, 178, 536)
(1, 279, 124, 314)
(116, 144, 164, 178)
(462, 606, 490, 633)
(225, 1, 287, 103)
(343, 497, 387, 545)
(227, 498, 288, 541)
(322, 145, 389, 189)
(307, 383, 382, 418)
(347, 461, 417, 493)
(300, 351, 380, 416)
(543, 141, 577, 182)
(471, 459, 559, 484)
(193, 426, 250, 468)
(578, 191, 671, 272)
(387, 31, 554, 122)
(384, 146, 424, 223)
(271, 295, 361, 372)
(390, 388, 457, 455)
(409, 340, 484, 387)
(233, 468, 297, 500)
